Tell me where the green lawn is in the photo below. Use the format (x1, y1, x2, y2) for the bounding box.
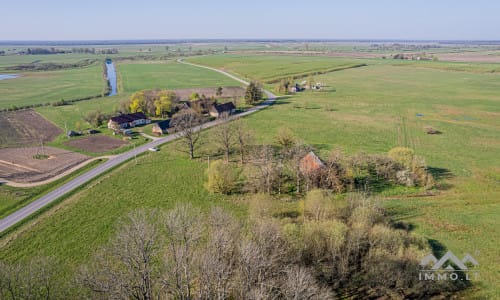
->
(1, 57, 499, 298)
(187, 54, 367, 83)
(0, 64, 106, 109)
(118, 60, 240, 93)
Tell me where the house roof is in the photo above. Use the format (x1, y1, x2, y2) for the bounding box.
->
(212, 102, 236, 113)
(110, 112, 148, 124)
(300, 151, 325, 174)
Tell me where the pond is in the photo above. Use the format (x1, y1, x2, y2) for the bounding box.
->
(105, 60, 117, 96)
(0, 74, 19, 80)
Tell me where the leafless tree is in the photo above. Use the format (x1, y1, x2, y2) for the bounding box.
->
(162, 203, 203, 300)
(236, 220, 288, 299)
(0, 257, 58, 300)
(234, 120, 253, 164)
(213, 120, 235, 163)
(280, 266, 333, 300)
(198, 207, 240, 300)
(249, 145, 277, 194)
(79, 210, 160, 300)
(172, 110, 204, 159)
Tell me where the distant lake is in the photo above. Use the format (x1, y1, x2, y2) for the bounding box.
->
(0, 74, 19, 80)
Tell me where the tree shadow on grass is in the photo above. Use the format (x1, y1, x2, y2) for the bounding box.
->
(427, 166, 454, 191)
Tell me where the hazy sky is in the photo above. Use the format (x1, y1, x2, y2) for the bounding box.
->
(2, 0, 499, 40)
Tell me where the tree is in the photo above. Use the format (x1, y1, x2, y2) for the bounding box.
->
(84, 110, 106, 128)
(172, 110, 203, 159)
(154, 90, 176, 118)
(163, 204, 203, 300)
(235, 120, 253, 164)
(198, 208, 239, 300)
(189, 92, 200, 101)
(79, 210, 161, 300)
(213, 122, 235, 163)
(216, 86, 223, 97)
(205, 160, 241, 194)
(244, 82, 263, 105)
(276, 127, 297, 152)
(130, 91, 147, 113)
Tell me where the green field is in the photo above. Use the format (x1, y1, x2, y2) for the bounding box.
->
(1, 54, 499, 298)
(187, 54, 366, 83)
(0, 64, 106, 109)
(118, 60, 240, 92)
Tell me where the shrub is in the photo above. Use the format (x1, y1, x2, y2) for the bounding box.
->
(388, 147, 415, 169)
(205, 160, 241, 194)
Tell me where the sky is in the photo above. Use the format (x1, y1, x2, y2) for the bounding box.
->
(2, 0, 499, 41)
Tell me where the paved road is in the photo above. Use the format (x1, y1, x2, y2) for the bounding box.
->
(0, 59, 277, 233)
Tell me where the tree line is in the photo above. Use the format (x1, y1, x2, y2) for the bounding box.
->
(0, 196, 465, 299)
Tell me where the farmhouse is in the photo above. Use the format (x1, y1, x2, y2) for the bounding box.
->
(209, 102, 236, 118)
(107, 112, 151, 130)
(299, 151, 325, 175)
(151, 120, 170, 135)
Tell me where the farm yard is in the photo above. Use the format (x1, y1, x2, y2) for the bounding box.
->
(63, 135, 128, 153)
(0, 44, 499, 298)
(0, 146, 88, 183)
(0, 109, 62, 148)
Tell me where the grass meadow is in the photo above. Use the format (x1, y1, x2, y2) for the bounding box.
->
(0, 64, 106, 109)
(187, 54, 366, 83)
(117, 60, 240, 93)
(0, 55, 498, 297)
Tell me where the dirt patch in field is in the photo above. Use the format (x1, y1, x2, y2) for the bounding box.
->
(173, 86, 245, 100)
(0, 146, 89, 183)
(64, 135, 128, 153)
(435, 51, 500, 63)
(0, 109, 62, 148)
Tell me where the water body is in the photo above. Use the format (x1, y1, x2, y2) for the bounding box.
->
(0, 74, 19, 81)
(105, 60, 117, 96)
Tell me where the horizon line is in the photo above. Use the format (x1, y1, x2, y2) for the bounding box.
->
(1, 38, 500, 45)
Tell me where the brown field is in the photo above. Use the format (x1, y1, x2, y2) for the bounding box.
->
(435, 51, 500, 63)
(0, 110, 62, 148)
(173, 86, 245, 100)
(64, 135, 128, 153)
(0, 147, 89, 183)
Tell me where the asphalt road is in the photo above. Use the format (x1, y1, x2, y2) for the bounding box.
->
(0, 59, 276, 233)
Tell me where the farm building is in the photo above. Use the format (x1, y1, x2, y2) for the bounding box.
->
(209, 102, 236, 118)
(299, 151, 325, 175)
(107, 112, 151, 130)
(151, 120, 170, 135)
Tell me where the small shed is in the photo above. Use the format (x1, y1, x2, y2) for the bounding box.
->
(209, 102, 236, 118)
(152, 120, 170, 135)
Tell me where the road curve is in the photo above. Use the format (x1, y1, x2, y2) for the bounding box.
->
(0, 59, 277, 234)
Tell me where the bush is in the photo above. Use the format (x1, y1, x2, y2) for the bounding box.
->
(205, 160, 241, 194)
(388, 147, 415, 169)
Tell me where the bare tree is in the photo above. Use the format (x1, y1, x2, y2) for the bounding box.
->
(198, 207, 240, 300)
(0, 257, 59, 300)
(281, 266, 333, 300)
(172, 110, 204, 159)
(249, 145, 277, 194)
(162, 204, 203, 300)
(213, 121, 235, 163)
(79, 210, 160, 300)
(234, 120, 253, 164)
